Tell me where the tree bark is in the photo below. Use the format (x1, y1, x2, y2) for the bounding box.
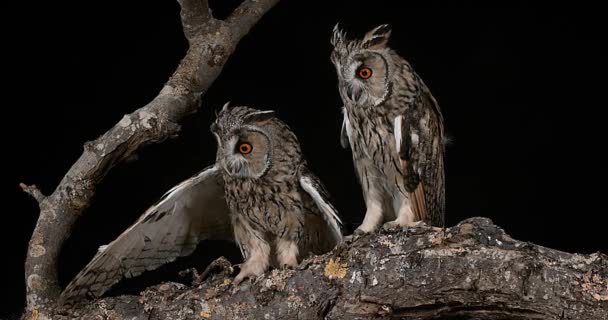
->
(20, 0, 279, 317)
(51, 217, 607, 320)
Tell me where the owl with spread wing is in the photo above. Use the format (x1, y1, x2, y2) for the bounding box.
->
(60, 104, 342, 302)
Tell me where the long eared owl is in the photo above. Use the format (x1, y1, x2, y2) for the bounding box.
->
(60, 104, 343, 302)
(330, 24, 446, 233)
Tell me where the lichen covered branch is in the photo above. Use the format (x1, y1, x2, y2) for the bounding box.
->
(57, 218, 608, 320)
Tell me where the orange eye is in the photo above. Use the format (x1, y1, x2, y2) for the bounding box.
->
(238, 142, 253, 154)
(357, 67, 373, 79)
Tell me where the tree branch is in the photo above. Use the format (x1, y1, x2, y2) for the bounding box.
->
(22, 0, 279, 316)
(178, 0, 212, 41)
(53, 218, 608, 320)
(227, 0, 279, 37)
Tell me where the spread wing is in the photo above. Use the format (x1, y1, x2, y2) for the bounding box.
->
(299, 167, 343, 248)
(59, 166, 232, 303)
(395, 85, 446, 227)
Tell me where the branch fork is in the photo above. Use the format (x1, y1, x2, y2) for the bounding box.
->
(21, 0, 279, 317)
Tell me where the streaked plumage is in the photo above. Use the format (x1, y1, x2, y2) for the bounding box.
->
(330, 24, 446, 233)
(60, 104, 342, 302)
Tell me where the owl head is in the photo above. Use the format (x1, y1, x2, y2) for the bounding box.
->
(210, 103, 301, 179)
(330, 24, 394, 108)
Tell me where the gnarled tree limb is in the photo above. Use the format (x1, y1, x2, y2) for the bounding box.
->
(54, 218, 608, 320)
(21, 0, 279, 316)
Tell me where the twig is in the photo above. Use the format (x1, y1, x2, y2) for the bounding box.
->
(19, 183, 46, 204)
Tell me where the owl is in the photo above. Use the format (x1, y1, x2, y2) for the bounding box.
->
(330, 24, 445, 234)
(59, 104, 343, 302)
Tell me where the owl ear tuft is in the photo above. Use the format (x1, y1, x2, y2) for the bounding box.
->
(363, 24, 391, 49)
(330, 23, 346, 47)
(243, 110, 276, 125)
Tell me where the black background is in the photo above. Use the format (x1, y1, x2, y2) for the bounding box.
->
(3, 1, 606, 318)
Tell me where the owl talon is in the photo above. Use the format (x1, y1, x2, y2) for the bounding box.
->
(280, 262, 297, 270)
(382, 221, 408, 232)
(411, 220, 427, 228)
(344, 228, 367, 243)
(196, 256, 233, 284)
(233, 271, 252, 286)
(383, 220, 428, 233)
(233, 258, 267, 286)
(353, 228, 367, 236)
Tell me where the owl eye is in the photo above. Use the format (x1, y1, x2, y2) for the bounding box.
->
(238, 142, 253, 155)
(357, 66, 373, 79)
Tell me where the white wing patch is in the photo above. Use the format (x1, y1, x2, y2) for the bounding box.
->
(299, 176, 342, 242)
(394, 116, 403, 153)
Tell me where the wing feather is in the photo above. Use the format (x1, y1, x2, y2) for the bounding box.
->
(299, 168, 343, 246)
(60, 165, 232, 303)
(395, 84, 446, 227)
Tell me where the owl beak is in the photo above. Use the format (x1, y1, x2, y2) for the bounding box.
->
(223, 157, 245, 177)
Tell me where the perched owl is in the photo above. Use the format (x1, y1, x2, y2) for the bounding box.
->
(330, 24, 445, 234)
(60, 104, 343, 302)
